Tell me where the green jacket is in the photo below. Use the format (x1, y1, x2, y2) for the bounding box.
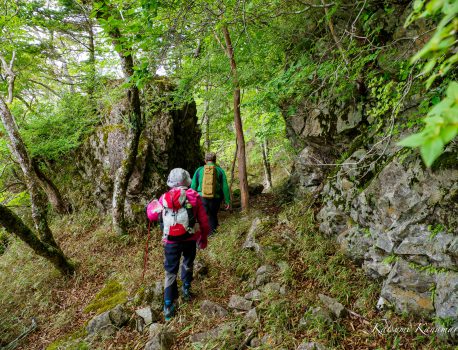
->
(191, 162, 231, 204)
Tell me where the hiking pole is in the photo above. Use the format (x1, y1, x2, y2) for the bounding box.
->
(141, 220, 152, 284)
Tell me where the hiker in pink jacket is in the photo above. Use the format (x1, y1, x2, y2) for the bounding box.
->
(146, 168, 210, 320)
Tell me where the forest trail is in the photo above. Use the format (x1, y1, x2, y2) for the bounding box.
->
(1, 191, 450, 350)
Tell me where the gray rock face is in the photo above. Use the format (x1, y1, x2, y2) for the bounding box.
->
(200, 300, 229, 318)
(228, 295, 253, 311)
(380, 259, 435, 317)
(76, 80, 203, 221)
(285, 0, 457, 326)
(318, 294, 346, 319)
(435, 272, 458, 339)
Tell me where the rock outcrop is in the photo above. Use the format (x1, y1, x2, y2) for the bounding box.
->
(76, 79, 203, 221)
(283, 0, 458, 337)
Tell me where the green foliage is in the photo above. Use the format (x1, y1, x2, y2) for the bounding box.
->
(18, 94, 98, 161)
(399, 0, 458, 166)
(398, 82, 458, 167)
(427, 223, 446, 239)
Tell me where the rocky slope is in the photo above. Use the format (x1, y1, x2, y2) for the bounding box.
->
(284, 0, 457, 339)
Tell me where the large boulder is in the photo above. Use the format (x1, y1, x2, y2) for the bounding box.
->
(76, 79, 203, 221)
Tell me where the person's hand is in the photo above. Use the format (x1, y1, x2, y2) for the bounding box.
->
(198, 239, 207, 249)
(224, 203, 230, 210)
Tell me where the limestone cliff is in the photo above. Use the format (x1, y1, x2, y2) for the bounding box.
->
(283, 0, 457, 340)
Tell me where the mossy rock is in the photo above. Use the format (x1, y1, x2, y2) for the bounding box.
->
(83, 279, 128, 315)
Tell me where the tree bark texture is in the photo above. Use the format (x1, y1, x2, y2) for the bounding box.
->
(0, 204, 75, 276)
(32, 158, 71, 214)
(95, 10, 143, 235)
(0, 98, 58, 248)
(221, 25, 250, 211)
(261, 139, 273, 189)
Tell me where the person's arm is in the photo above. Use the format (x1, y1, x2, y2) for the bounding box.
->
(220, 168, 231, 205)
(191, 167, 200, 191)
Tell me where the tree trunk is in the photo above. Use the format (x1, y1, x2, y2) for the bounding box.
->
(261, 139, 273, 190)
(0, 97, 60, 248)
(87, 19, 96, 97)
(100, 22, 142, 235)
(203, 83, 211, 152)
(32, 158, 71, 214)
(229, 140, 238, 206)
(0, 204, 74, 276)
(221, 25, 250, 211)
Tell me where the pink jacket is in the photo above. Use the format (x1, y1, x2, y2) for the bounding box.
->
(147, 187, 210, 246)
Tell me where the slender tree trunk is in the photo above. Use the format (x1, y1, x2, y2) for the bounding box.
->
(32, 158, 71, 214)
(261, 139, 273, 190)
(99, 22, 142, 235)
(0, 204, 74, 276)
(0, 98, 59, 247)
(229, 140, 238, 206)
(203, 83, 211, 152)
(221, 25, 249, 211)
(87, 19, 96, 97)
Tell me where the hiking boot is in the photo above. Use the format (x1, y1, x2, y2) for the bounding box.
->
(164, 300, 175, 321)
(182, 283, 192, 302)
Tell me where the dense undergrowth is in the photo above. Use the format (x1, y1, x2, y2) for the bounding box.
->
(0, 190, 454, 349)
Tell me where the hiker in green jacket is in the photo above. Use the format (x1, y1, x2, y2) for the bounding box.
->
(191, 152, 230, 234)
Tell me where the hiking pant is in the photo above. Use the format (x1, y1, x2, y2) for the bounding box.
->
(163, 240, 197, 302)
(202, 198, 221, 234)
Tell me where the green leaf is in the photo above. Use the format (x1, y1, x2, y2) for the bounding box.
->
(420, 137, 444, 167)
(398, 132, 427, 147)
(439, 125, 458, 144)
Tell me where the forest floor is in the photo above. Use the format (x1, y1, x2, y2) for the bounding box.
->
(0, 192, 454, 350)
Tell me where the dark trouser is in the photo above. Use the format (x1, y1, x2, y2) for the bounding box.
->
(164, 240, 197, 303)
(202, 197, 222, 234)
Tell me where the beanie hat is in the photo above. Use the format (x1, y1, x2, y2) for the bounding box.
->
(166, 168, 192, 188)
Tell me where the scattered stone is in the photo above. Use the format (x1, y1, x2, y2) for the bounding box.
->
(260, 333, 277, 346)
(86, 311, 116, 337)
(228, 295, 253, 311)
(86, 304, 129, 337)
(144, 324, 174, 350)
(255, 265, 275, 286)
(136, 306, 161, 333)
(200, 300, 228, 318)
(256, 265, 274, 276)
(194, 259, 209, 279)
(190, 323, 233, 343)
(297, 341, 327, 350)
(263, 282, 282, 294)
(318, 294, 347, 319)
(244, 308, 258, 324)
(300, 307, 333, 326)
(250, 337, 261, 347)
(244, 289, 262, 301)
(242, 218, 262, 253)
